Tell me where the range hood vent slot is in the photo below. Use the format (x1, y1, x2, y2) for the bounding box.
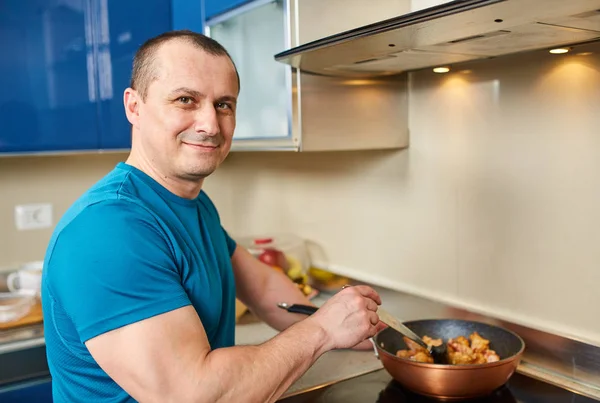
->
(447, 30, 511, 44)
(354, 55, 396, 65)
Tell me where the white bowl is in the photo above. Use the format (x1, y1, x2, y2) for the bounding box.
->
(0, 292, 36, 323)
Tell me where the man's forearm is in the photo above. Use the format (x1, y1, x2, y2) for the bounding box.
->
(250, 270, 315, 331)
(232, 246, 316, 332)
(195, 318, 328, 403)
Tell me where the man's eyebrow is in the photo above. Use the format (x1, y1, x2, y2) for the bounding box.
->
(168, 87, 237, 104)
(217, 95, 237, 104)
(168, 87, 204, 98)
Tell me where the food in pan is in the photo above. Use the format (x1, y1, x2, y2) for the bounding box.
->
(396, 332, 501, 364)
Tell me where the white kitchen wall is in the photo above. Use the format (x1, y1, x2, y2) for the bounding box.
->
(0, 153, 126, 270)
(204, 42, 600, 346)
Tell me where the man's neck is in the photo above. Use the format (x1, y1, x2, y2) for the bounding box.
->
(125, 154, 204, 200)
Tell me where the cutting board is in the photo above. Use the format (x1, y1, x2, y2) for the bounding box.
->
(0, 300, 43, 330)
(235, 298, 248, 322)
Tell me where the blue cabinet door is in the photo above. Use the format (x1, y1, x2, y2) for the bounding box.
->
(0, 378, 53, 402)
(96, 0, 172, 149)
(205, 0, 251, 20)
(172, 0, 204, 33)
(0, 0, 101, 153)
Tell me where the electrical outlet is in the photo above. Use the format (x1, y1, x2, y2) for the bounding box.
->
(15, 203, 53, 230)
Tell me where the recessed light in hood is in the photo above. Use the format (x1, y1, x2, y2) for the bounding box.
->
(275, 0, 600, 77)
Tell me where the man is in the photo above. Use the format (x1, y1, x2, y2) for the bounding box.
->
(42, 30, 383, 403)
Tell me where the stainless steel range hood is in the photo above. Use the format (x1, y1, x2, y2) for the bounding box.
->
(274, 0, 600, 77)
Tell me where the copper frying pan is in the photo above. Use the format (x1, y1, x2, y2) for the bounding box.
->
(279, 304, 525, 401)
(374, 319, 525, 401)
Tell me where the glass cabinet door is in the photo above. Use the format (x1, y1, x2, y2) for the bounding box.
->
(205, 0, 291, 141)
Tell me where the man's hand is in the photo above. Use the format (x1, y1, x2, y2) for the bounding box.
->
(306, 285, 383, 351)
(351, 321, 387, 350)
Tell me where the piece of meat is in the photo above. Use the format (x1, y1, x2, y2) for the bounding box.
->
(448, 337, 474, 356)
(396, 336, 434, 362)
(485, 349, 500, 362)
(403, 336, 427, 352)
(473, 353, 488, 364)
(396, 332, 499, 365)
(423, 335, 443, 347)
(411, 351, 434, 363)
(448, 351, 476, 365)
(470, 332, 491, 353)
(448, 336, 476, 364)
(396, 349, 414, 359)
(452, 336, 470, 347)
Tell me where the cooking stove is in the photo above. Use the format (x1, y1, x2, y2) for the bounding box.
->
(280, 369, 598, 403)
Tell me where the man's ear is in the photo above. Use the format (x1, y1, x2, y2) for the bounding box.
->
(124, 88, 140, 128)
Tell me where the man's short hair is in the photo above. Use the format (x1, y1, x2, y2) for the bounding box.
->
(130, 30, 240, 101)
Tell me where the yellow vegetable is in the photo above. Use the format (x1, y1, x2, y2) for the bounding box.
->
(308, 267, 336, 282)
(286, 256, 303, 280)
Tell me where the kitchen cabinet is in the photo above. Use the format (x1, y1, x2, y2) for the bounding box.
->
(172, 0, 204, 33)
(0, 378, 52, 402)
(204, 0, 251, 20)
(0, 0, 101, 153)
(206, 0, 292, 147)
(205, 0, 408, 151)
(0, 0, 171, 155)
(96, 0, 171, 149)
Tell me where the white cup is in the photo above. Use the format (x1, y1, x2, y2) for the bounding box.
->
(7, 261, 43, 297)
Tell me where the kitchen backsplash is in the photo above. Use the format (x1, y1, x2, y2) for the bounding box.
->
(1, 43, 599, 347)
(205, 44, 600, 346)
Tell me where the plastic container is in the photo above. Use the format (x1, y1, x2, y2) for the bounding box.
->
(0, 292, 36, 323)
(238, 234, 311, 277)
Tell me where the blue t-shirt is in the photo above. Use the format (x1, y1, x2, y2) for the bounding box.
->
(41, 162, 237, 402)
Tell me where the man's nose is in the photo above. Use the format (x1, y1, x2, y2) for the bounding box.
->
(193, 104, 219, 136)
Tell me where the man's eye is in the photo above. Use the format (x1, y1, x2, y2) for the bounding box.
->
(178, 97, 193, 104)
(217, 102, 232, 110)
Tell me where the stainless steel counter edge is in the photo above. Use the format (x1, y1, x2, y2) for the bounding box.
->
(0, 335, 45, 354)
(0, 325, 44, 354)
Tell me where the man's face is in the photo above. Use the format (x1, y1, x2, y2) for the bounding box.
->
(133, 41, 238, 182)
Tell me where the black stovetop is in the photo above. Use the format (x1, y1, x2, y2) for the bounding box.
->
(282, 369, 598, 403)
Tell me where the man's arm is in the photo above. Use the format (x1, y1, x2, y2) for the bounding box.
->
(231, 246, 314, 331)
(230, 246, 386, 349)
(86, 285, 382, 403)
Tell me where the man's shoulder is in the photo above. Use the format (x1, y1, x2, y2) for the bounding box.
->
(62, 165, 141, 221)
(198, 190, 220, 218)
(50, 164, 163, 245)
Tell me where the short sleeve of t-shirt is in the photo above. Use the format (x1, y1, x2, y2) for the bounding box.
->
(222, 227, 237, 257)
(47, 200, 191, 343)
(198, 191, 237, 257)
